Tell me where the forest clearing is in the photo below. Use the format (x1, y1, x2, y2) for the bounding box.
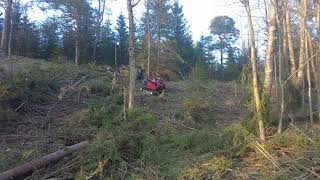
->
(1, 0, 320, 179)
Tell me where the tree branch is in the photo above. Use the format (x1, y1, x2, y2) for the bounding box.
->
(132, 0, 141, 7)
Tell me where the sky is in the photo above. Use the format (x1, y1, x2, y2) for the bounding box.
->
(23, 0, 251, 42)
(104, 0, 246, 41)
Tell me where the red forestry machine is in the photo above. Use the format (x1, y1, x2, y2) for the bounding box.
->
(136, 67, 166, 96)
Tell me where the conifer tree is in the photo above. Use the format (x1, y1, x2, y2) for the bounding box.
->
(116, 13, 129, 65)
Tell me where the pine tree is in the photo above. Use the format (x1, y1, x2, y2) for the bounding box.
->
(62, 25, 76, 61)
(97, 20, 116, 65)
(39, 17, 61, 59)
(92, 0, 106, 60)
(209, 16, 239, 70)
(12, 3, 40, 58)
(116, 13, 129, 65)
(169, 1, 194, 73)
(43, 0, 93, 64)
(149, 0, 171, 75)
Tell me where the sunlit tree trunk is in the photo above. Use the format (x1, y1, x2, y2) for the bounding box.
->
(317, 3, 320, 122)
(264, 0, 277, 96)
(127, 0, 140, 109)
(296, 0, 307, 87)
(243, 0, 266, 142)
(284, 0, 296, 78)
(306, 31, 317, 83)
(305, 33, 313, 125)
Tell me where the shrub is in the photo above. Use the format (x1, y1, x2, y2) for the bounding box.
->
(224, 123, 254, 156)
(78, 108, 157, 179)
(0, 64, 67, 105)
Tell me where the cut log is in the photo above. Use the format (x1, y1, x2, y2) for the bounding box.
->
(0, 141, 89, 180)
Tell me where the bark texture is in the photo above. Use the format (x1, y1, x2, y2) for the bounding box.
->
(296, 0, 307, 87)
(127, 0, 137, 109)
(243, 0, 266, 142)
(1, 0, 13, 57)
(264, 0, 277, 96)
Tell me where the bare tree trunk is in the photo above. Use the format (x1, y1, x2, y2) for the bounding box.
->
(264, 0, 277, 96)
(219, 36, 224, 70)
(123, 87, 127, 119)
(127, 0, 139, 109)
(282, 2, 288, 68)
(302, 77, 305, 107)
(1, 0, 12, 57)
(274, 54, 278, 98)
(263, 0, 269, 25)
(296, 0, 307, 87)
(278, 15, 284, 134)
(92, 0, 106, 60)
(114, 42, 118, 67)
(156, 28, 160, 76)
(75, 9, 81, 65)
(147, 2, 151, 76)
(243, 0, 266, 142)
(317, 3, 320, 122)
(279, 0, 288, 134)
(278, 37, 285, 134)
(306, 31, 318, 85)
(285, 1, 296, 78)
(305, 4, 317, 124)
(8, 4, 13, 60)
(306, 33, 313, 125)
(156, 0, 163, 76)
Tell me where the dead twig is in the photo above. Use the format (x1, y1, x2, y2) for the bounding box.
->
(121, 162, 128, 180)
(289, 123, 315, 144)
(0, 141, 89, 180)
(255, 141, 282, 170)
(44, 154, 87, 179)
(293, 162, 320, 179)
(15, 101, 26, 112)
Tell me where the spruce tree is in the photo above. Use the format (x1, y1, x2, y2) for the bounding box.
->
(116, 13, 129, 65)
(39, 17, 61, 59)
(169, 1, 194, 73)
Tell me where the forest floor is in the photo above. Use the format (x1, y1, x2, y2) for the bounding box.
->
(1, 57, 320, 179)
(136, 80, 245, 132)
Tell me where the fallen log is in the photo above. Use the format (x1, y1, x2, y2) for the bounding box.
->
(0, 141, 89, 180)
